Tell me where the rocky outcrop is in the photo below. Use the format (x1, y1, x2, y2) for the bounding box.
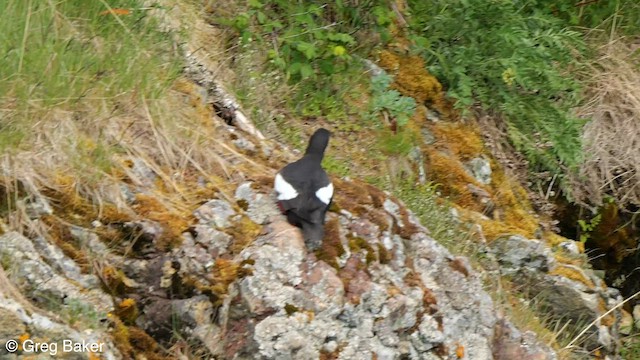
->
(0, 233, 119, 360)
(164, 181, 557, 359)
(0, 175, 560, 359)
(490, 235, 623, 356)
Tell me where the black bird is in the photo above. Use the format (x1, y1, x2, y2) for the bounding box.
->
(274, 128, 333, 250)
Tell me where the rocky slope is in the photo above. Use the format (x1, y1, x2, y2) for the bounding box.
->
(0, 1, 632, 359)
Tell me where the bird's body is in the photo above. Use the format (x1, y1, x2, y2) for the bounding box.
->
(274, 129, 333, 250)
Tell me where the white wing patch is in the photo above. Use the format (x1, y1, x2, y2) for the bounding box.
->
(315, 182, 334, 205)
(275, 173, 299, 200)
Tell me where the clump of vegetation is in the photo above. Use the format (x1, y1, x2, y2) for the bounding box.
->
(219, 0, 390, 121)
(367, 73, 416, 130)
(407, 0, 585, 191)
(0, 0, 180, 149)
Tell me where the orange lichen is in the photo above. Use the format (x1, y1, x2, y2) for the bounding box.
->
(598, 298, 615, 327)
(553, 251, 584, 266)
(549, 265, 595, 288)
(17, 333, 30, 351)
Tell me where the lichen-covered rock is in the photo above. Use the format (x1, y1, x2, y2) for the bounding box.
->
(194, 199, 236, 228)
(0, 232, 112, 314)
(209, 189, 556, 359)
(466, 157, 492, 185)
(490, 235, 622, 356)
(490, 235, 556, 274)
(0, 282, 120, 359)
(493, 319, 558, 360)
(235, 182, 281, 225)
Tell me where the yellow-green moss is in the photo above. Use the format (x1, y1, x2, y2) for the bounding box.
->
(426, 149, 488, 212)
(348, 235, 377, 264)
(377, 50, 449, 116)
(284, 303, 300, 316)
(430, 122, 484, 160)
(549, 265, 595, 288)
(226, 216, 262, 255)
(132, 194, 191, 250)
(211, 258, 241, 296)
(41, 215, 91, 273)
(114, 298, 139, 325)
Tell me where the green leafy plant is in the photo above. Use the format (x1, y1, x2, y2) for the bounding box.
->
(577, 213, 602, 244)
(220, 0, 392, 120)
(367, 73, 417, 129)
(407, 0, 586, 191)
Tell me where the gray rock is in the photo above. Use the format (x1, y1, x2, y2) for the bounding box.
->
(493, 319, 557, 360)
(235, 182, 281, 225)
(0, 295, 120, 360)
(130, 157, 157, 186)
(194, 199, 236, 228)
(466, 157, 492, 185)
(409, 147, 427, 184)
(633, 304, 640, 331)
(558, 241, 581, 256)
(530, 274, 616, 353)
(490, 235, 556, 274)
(383, 199, 405, 230)
(233, 136, 256, 153)
(23, 195, 53, 219)
(421, 127, 436, 145)
(137, 296, 221, 356)
(410, 315, 444, 352)
(0, 232, 112, 314)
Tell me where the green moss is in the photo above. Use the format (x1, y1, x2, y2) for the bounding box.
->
(227, 216, 262, 255)
(236, 199, 249, 211)
(284, 303, 300, 316)
(347, 235, 377, 265)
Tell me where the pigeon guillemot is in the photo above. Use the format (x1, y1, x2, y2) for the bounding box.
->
(274, 128, 333, 250)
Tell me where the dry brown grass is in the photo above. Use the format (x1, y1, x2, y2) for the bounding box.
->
(573, 38, 640, 209)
